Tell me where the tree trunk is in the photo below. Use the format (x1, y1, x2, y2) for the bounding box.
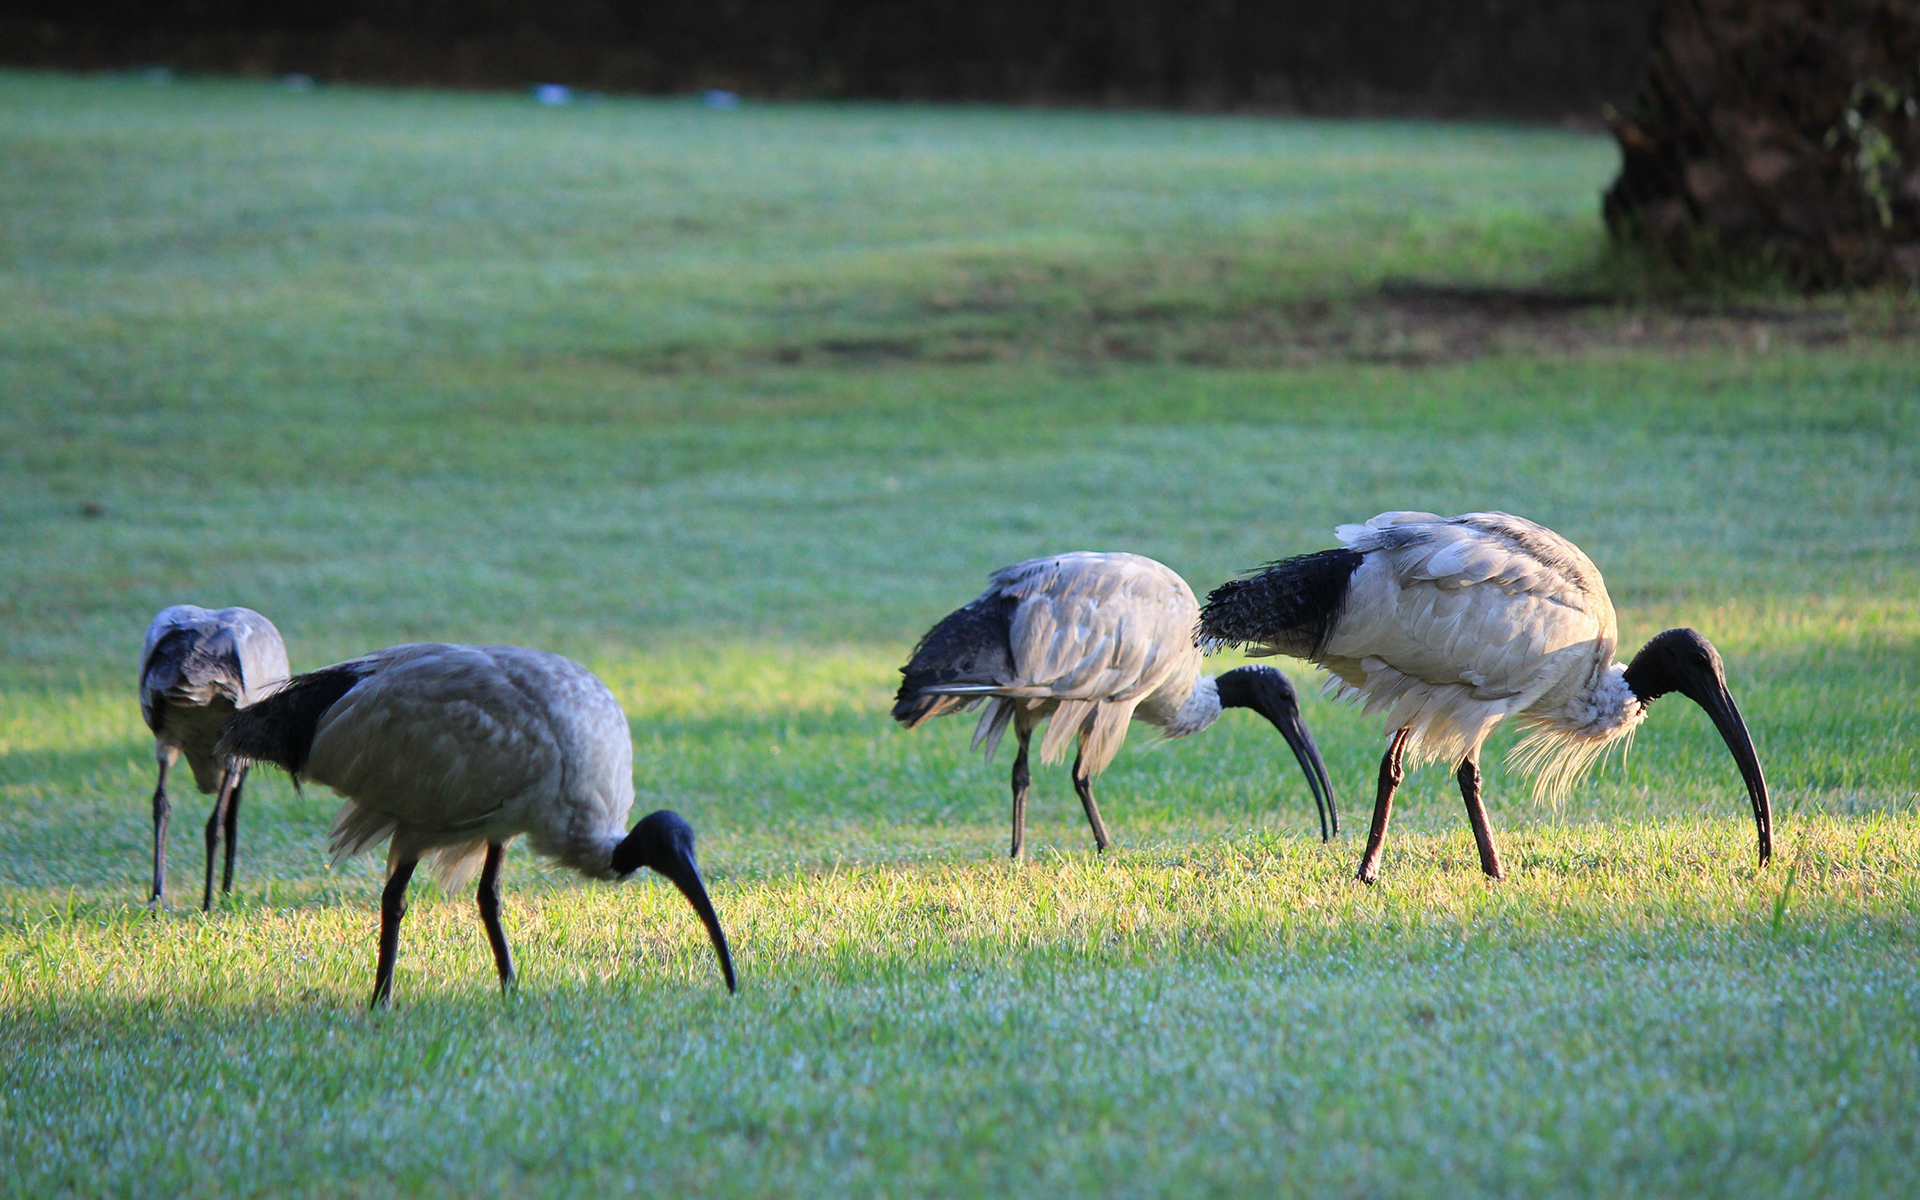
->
(1604, 0, 1920, 287)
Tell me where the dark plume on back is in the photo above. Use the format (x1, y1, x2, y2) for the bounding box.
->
(891, 593, 1017, 726)
(215, 662, 375, 777)
(1199, 548, 1364, 659)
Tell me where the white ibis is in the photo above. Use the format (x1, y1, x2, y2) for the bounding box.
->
(1199, 511, 1771, 882)
(138, 605, 290, 908)
(216, 643, 735, 1006)
(893, 551, 1336, 857)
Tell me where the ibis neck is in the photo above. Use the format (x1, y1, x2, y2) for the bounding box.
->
(1152, 673, 1222, 739)
(1557, 662, 1649, 744)
(538, 832, 627, 881)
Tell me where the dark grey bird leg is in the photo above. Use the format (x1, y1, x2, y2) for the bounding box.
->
(1356, 727, 1411, 884)
(202, 766, 242, 911)
(1071, 750, 1113, 853)
(372, 857, 419, 1008)
(477, 842, 516, 992)
(220, 764, 248, 897)
(1456, 754, 1505, 880)
(1009, 727, 1032, 859)
(150, 753, 173, 906)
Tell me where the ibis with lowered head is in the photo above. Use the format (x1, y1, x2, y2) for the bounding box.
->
(1199, 511, 1771, 883)
(894, 551, 1336, 857)
(218, 643, 735, 1006)
(139, 604, 290, 908)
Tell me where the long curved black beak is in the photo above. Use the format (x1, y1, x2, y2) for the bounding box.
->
(659, 854, 738, 994)
(1219, 666, 1338, 840)
(1273, 704, 1337, 841)
(615, 809, 738, 992)
(1692, 683, 1772, 866)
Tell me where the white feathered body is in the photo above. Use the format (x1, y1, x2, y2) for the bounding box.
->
(1311, 512, 1648, 795)
(925, 552, 1221, 775)
(305, 644, 635, 886)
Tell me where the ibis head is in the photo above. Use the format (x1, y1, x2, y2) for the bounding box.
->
(1622, 628, 1772, 865)
(1213, 665, 1338, 840)
(611, 809, 737, 993)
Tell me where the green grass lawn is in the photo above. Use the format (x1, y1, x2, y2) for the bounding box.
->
(2, 70, 1918, 1197)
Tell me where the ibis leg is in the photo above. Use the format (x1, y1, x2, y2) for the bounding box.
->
(372, 857, 419, 1009)
(476, 841, 516, 992)
(220, 764, 248, 897)
(150, 753, 174, 906)
(1456, 755, 1504, 880)
(1356, 728, 1410, 885)
(1071, 750, 1113, 853)
(1009, 727, 1032, 859)
(202, 765, 242, 911)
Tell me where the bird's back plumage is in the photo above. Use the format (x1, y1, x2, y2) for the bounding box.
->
(220, 644, 635, 886)
(894, 552, 1204, 775)
(1203, 512, 1632, 789)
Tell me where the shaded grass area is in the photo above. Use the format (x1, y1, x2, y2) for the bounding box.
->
(9, 357, 1918, 679)
(1, 72, 1918, 1197)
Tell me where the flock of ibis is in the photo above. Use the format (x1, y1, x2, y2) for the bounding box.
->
(137, 510, 1772, 1006)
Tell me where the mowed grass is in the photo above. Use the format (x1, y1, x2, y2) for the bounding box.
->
(2, 70, 1918, 1197)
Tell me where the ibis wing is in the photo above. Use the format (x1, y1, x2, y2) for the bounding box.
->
(994, 552, 1201, 703)
(1337, 512, 1613, 614)
(1318, 513, 1620, 759)
(1326, 554, 1609, 698)
(898, 552, 1204, 774)
(995, 553, 1203, 771)
(304, 645, 565, 839)
(218, 608, 292, 705)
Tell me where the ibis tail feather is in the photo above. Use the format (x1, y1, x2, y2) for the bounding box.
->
(892, 592, 1017, 725)
(214, 661, 374, 777)
(1198, 548, 1363, 658)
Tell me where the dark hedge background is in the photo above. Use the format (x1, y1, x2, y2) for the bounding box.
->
(1, 1, 1655, 118)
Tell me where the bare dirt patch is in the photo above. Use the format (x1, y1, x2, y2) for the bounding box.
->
(754, 281, 1917, 371)
(1153, 283, 1914, 368)
(606, 280, 1916, 375)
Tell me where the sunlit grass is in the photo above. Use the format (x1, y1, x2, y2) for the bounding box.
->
(1, 71, 1917, 1197)
(3, 823, 1918, 1196)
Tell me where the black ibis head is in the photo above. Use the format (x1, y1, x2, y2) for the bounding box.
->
(1214, 665, 1339, 841)
(1622, 628, 1772, 865)
(611, 809, 737, 993)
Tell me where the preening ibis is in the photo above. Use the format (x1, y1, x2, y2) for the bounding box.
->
(138, 605, 290, 908)
(1199, 511, 1771, 883)
(217, 643, 736, 1006)
(893, 552, 1336, 857)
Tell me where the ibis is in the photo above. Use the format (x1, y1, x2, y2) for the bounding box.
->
(893, 551, 1336, 857)
(138, 604, 290, 908)
(217, 643, 735, 1006)
(1199, 511, 1771, 882)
